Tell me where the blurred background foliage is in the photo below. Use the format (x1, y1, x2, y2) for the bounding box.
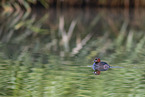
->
(1, 0, 145, 12)
(0, 0, 145, 97)
(0, 0, 145, 9)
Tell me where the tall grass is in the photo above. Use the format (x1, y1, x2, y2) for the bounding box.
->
(0, 8, 145, 57)
(1, 0, 145, 11)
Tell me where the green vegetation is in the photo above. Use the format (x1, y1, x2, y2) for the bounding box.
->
(1, 0, 145, 11)
(0, 3, 145, 97)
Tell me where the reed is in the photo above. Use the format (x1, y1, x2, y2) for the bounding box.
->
(0, 7, 145, 97)
(1, 0, 145, 11)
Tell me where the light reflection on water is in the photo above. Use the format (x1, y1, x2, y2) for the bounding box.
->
(0, 55, 145, 97)
(0, 8, 145, 96)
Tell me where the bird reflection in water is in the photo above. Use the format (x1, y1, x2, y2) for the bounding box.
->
(93, 57, 110, 75)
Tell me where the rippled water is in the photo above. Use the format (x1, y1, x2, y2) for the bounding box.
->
(0, 8, 145, 97)
(0, 56, 145, 97)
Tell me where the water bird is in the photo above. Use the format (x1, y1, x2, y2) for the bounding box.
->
(93, 57, 110, 75)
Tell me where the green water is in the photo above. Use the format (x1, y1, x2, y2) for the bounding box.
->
(0, 53, 145, 97)
(0, 8, 145, 97)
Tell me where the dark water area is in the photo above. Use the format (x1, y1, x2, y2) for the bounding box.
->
(0, 8, 145, 96)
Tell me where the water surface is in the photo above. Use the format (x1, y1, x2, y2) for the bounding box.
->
(0, 8, 145, 97)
